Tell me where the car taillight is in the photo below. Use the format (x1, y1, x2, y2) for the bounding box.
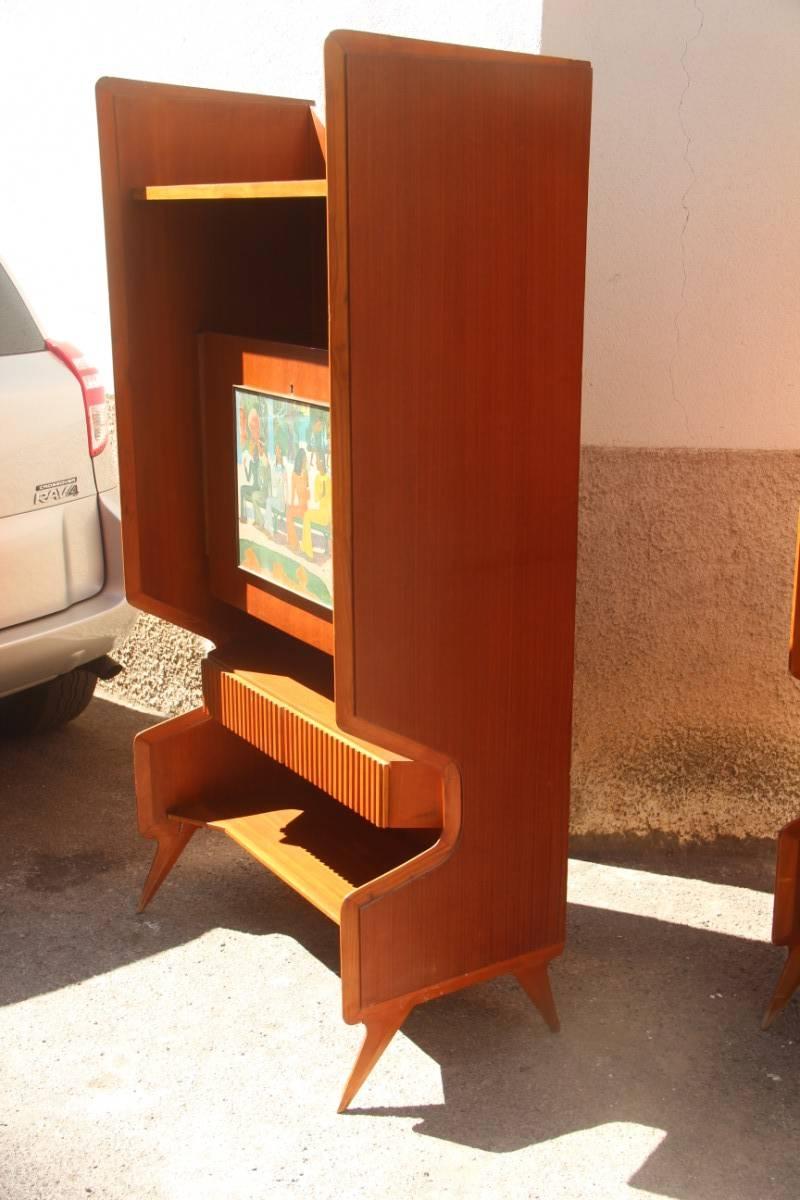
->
(46, 339, 109, 457)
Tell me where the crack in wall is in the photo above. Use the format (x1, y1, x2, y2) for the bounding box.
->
(669, 0, 705, 439)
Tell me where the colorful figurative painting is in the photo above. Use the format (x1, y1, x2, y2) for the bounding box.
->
(234, 386, 332, 610)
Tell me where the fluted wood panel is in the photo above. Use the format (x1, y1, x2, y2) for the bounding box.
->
(202, 653, 440, 828)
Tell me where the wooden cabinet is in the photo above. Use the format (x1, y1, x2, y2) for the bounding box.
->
(97, 30, 592, 1109)
(764, 527, 800, 1027)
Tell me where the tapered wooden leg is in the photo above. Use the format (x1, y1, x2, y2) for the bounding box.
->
(762, 946, 800, 1029)
(138, 821, 196, 913)
(338, 999, 414, 1113)
(515, 962, 560, 1032)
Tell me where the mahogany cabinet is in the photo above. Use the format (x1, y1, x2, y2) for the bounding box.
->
(97, 30, 592, 1108)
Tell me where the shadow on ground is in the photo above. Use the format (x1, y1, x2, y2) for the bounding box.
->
(1, 696, 798, 1199)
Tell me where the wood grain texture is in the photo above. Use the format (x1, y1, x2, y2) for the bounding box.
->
(326, 27, 590, 71)
(771, 817, 800, 946)
(138, 821, 196, 912)
(199, 333, 333, 651)
(96, 79, 327, 639)
(337, 997, 414, 1111)
(347, 943, 561, 1024)
(326, 31, 592, 1016)
(312, 110, 327, 164)
(135, 179, 327, 201)
(762, 946, 800, 1029)
(515, 962, 561, 1032)
(134, 707, 435, 921)
(789, 516, 800, 678)
(768, 522, 800, 1021)
(133, 707, 287, 907)
(203, 647, 442, 827)
(324, 37, 356, 722)
(102, 35, 592, 1100)
(133, 707, 282, 836)
(211, 798, 426, 923)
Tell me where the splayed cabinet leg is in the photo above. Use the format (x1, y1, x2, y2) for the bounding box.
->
(338, 1000, 414, 1113)
(138, 822, 196, 912)
(133, 709, 276, 913)
(515, 962, 560, 1033)
(762, 946, 800, 1029)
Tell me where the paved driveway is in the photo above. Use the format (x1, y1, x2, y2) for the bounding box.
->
(1, 696, 798, 1199)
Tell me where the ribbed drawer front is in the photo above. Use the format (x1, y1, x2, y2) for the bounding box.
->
(203, 658, 392, 826)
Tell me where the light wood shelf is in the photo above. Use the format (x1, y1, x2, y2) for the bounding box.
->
(168, 771, 433, 924)
(132, 179, 327, 201)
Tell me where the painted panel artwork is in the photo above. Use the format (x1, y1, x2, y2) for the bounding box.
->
(234, 386, 332, 610)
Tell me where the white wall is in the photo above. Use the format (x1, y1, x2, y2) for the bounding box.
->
(8, 1, 792, 451)
(0, 0, 541, 387)
(542, 0, 800, 449)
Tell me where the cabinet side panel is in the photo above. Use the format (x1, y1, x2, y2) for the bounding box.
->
(329, 39, 591, 1007)
(789, 514, 800, 679)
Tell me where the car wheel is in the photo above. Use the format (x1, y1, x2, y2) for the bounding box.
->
(0, 667, 98, 735)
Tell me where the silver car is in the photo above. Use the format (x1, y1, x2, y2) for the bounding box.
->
(0, 260, 133, 733)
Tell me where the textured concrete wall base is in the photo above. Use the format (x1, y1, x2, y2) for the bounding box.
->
(574, 448, 800, 840)
(103, 448, 800, 840)
(99, 612, 205, 717)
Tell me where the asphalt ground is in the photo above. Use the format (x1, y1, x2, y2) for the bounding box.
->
(1, 695, 798, 1200)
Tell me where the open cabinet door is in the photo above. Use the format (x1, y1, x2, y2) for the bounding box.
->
(326, 30, 592, 1020)
(96, 78, 326, 638)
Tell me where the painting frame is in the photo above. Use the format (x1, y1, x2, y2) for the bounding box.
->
(199, 333, 333, 654)
(234, 384, 333, 612)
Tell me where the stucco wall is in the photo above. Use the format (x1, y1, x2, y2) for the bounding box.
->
(573, 448, 800, 838)
(542, 0, 800, 450)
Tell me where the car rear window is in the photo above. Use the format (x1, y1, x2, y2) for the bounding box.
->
(0, 263, 45, 355)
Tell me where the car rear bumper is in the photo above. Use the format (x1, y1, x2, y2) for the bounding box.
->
(0, 488, 135, 698)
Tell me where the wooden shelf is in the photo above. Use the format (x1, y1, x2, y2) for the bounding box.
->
(133, 179, 327, 201)
(168, 769, 435, 923)
(203, 647, 442, 828)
